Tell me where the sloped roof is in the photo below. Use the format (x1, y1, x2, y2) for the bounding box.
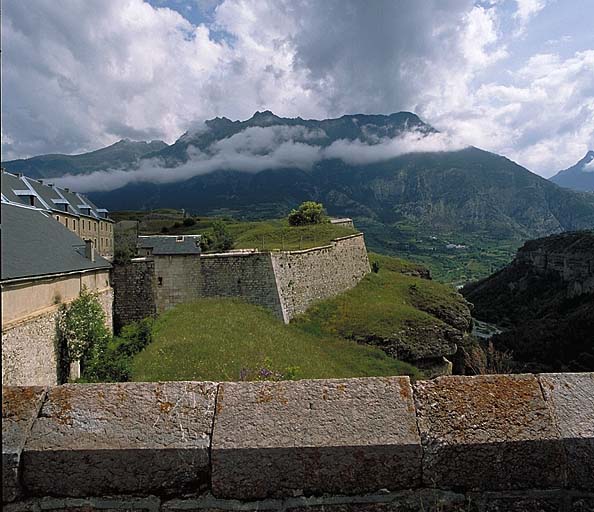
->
(1, 172, 28, 205)
(138, 235, 201, 255)
(1, 170, 112, 221)
(1, 203, 111, 281)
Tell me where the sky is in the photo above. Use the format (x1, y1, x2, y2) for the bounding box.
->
(2, 0, 594, 178)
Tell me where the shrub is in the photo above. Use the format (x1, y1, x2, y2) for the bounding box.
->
(56, 287, 110, 381)
(201, 221, 235, 252)
(288, 201, 328, 226)
(183, 217, 196, 227)
(371, 261, 380, 273)
(81, 318, 155, 382)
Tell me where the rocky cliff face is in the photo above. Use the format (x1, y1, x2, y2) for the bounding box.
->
(461, 231, 594, 372)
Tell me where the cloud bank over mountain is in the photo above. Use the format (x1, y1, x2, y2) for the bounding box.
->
(3, 0, 593, 176)
(53, 124, 466, 192)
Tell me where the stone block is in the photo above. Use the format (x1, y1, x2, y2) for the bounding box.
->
(539, 373, 594, 490)
(414, 374, 565, 491)
(22, 381, 217, 497)
(211, 377, 421, 500)
(2, 386, 47, 503)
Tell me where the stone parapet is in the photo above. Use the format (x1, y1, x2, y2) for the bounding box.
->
(2, 373, 593, 510)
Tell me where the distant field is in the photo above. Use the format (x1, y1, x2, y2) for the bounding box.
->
(131, 298, 420, 382)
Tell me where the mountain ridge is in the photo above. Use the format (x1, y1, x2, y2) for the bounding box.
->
(550, 150, 594, 192)
(3, 111, 594, 283)
(2, 139, 168, 179)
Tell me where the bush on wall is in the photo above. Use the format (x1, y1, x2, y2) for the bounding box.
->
(288, 201, 328, 226)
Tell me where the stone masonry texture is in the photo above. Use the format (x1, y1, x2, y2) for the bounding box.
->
(2, 386, 47, 503)
(2, 289, 113, 387)
(414, 374, 566, 491)
(200, 252, 284, 319)
(2, 373, 594, 509)
(539, 372, 594, 490)
(211, 377, 421, 500)
(153, 254, 202, 314)
(21, 381, 217, 497)
(271, 234, 371, 321)
(112, 260, 156, 332)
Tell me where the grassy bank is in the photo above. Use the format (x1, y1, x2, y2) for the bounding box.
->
(131, 299, 419, 382)
(113, 210, 357, 251)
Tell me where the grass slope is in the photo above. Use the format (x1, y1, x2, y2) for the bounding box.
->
(294, 254, 471, 361)
(131, 299, 419, 382)
(112, 210, 357, 251)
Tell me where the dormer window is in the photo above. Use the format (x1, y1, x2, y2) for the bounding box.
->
(28, 196, 35, 207)
(176, 236, 184, 242)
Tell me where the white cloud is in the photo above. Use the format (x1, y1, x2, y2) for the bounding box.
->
(513, 0, 547, 26)
(2, 0, 593, 180)
(52, 125, 466, 192)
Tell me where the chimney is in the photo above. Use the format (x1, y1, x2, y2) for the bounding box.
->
(85, 240, 95, 262)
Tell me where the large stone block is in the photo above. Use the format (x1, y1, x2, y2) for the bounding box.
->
(22, 381, 217, 497)
(2, 386, 47, 503)
(414, 374, 565, 491)
(539, 373, 594, 490)
(211, 377, 422, 500)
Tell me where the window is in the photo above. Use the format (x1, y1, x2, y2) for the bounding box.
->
(65, 218, 69, 228)
(56, 215, 60, 221)
(158, 277, 163, 286)
(29, 196, 35, 207)
(73, 220, 76, 231)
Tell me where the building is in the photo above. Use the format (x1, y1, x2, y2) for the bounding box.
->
(1, 202, 113, 386)
(137, 235, 202, 313)
(1, 169, 114, 260)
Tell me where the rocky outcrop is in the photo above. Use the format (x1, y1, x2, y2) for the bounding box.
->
(461, 231, 594, 372)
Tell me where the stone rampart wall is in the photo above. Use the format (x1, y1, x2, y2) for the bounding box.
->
(199, 252, 284, 319)
(3, 373, 593, 511)
(2, 288, 113, 387)
(112, 260, 156, 332)
(271, 233, 370, 321)
(153, 255, 202, 314)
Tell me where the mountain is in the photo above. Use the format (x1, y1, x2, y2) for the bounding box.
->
(1, 139, 168, 179)
(6, 111, 594, 283)
(550, 151, 594, 192)
(461, 231, 594, 372)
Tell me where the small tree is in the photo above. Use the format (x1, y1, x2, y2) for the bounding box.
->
(183, 217, 196, 227)
(201, 220, 235, 252)
(288, 201, 328, 226)
(56, 287, 110, 381)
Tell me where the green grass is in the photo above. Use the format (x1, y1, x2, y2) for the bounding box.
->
(180, 218, 357, 251)
(131, 299, 420, 382)
(293, 265, 468, 358)
(113, 210, 357, 251)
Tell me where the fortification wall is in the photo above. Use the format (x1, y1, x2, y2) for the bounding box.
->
(3, 373, 593, 511)
(1, 287, 112, 387)
(153, 254, 202, 314)
(271, 233, 370, 321)
(199, 252, 284, 319)
(112, 259, 156, 332)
